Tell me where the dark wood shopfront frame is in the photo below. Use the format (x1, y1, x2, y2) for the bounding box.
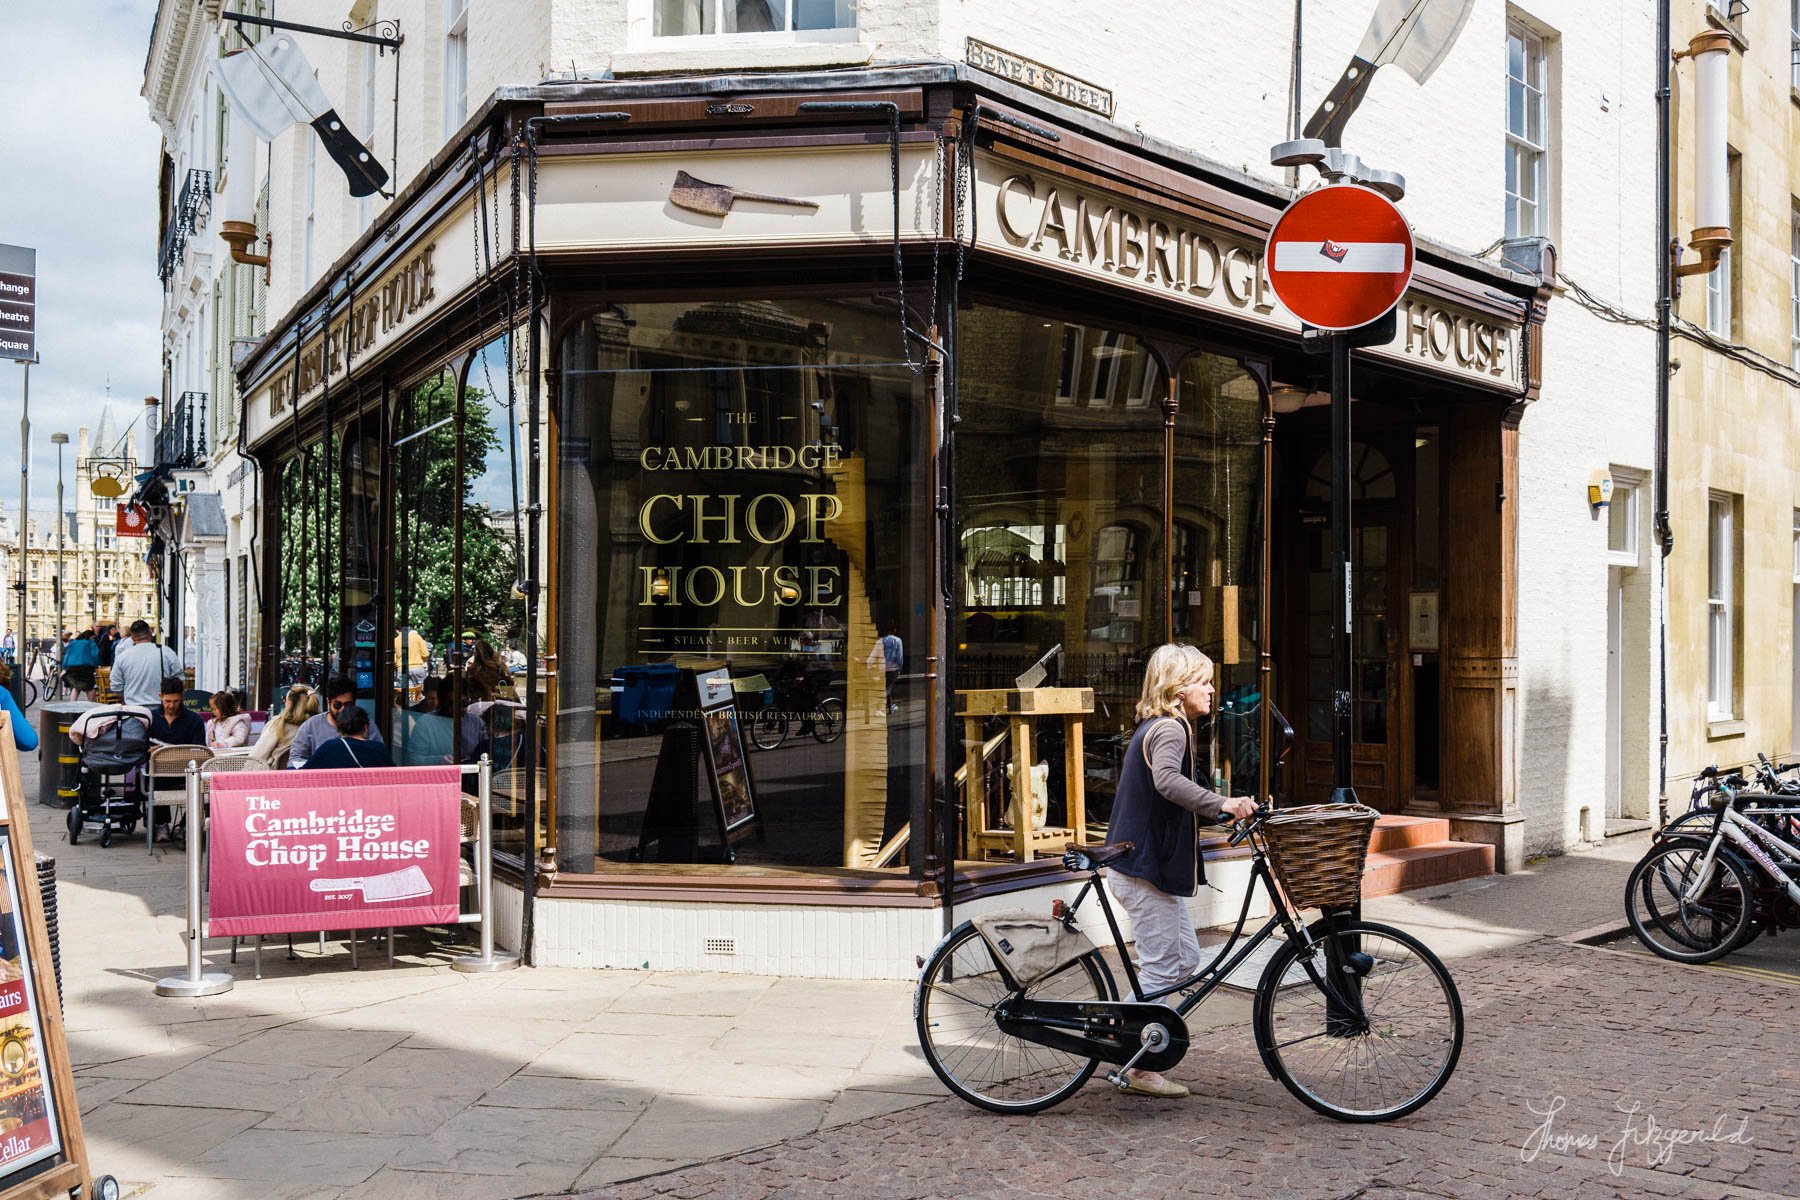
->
(242, 69, 1547, 923)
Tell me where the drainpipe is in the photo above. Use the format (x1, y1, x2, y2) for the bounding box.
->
(1653, 0, 1672, 826)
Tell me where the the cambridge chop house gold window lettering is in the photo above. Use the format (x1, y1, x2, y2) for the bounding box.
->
(556, 299, 927, 875)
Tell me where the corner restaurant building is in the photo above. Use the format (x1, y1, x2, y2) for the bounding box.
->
(237, 66, 1545, 977)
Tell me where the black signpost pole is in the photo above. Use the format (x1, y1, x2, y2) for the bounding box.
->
(1328, 330, 1355, 804)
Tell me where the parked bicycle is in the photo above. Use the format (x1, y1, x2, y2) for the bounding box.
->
(1626, 773, 1800, 963)
(914, 805, 1464, 1122)
(745, 666, 845, 751)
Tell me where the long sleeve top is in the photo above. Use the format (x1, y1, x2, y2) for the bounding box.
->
(1141, 717, 1228, 821)
(1104, 715, 1229, 896)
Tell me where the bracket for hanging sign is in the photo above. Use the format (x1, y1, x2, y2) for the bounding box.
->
(220, 11, 404, 200)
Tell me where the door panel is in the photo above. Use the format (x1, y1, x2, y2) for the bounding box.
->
(1286, 437, 1408, 812)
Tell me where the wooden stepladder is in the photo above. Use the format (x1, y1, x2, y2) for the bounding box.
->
(956, 687, 1093, 863)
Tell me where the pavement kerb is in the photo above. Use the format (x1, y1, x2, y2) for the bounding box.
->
(1561, 920, 1633, 945)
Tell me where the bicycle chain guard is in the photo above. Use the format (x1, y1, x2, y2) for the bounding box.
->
(995, 998, 1191, 1072)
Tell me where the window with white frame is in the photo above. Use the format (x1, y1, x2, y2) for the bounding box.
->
(650, 0, 856, 41)
(1793, 509, 1800, 582)
(1505, 19, 1549, 239)
(443, 0, 469, 140)
(1792, 0, 1800, 90)
(1708, 492, 1739, 719)
(1608, 479, 1639, 564)
(1707, 151, 1739, 337)
(1791, 201, 1800, 367)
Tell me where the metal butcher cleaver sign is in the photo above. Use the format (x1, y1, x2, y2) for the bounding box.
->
(1306, 0, 1476, 146)
(215, 35, 389, 197)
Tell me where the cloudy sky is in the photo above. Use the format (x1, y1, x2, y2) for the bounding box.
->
(0, 1, 162, 525)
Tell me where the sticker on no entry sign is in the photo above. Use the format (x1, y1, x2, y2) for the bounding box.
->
(1265, 184, 1416, 332)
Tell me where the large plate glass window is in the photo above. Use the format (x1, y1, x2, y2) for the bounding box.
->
(556, 298, 925, 875)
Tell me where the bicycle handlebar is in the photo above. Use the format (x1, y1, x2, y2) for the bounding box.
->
(1226, 805, 1271, 848)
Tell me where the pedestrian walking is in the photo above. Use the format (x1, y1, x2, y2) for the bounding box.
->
(110, 621, 181, 708)
(865, 621, 903, 712)
(1102, 643, 1257, 1099)
(62, 630, 100, 700)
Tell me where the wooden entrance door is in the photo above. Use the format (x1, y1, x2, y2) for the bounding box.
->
(1287, 440, 1408, 811)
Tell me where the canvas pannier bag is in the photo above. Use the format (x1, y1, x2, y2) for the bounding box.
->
(971, 909, 1097, 989)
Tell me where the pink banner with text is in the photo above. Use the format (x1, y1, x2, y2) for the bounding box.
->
(206, 767, 462, 937)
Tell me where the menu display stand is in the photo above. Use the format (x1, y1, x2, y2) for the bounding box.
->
(631, 667, 764, 864)
(0, 716, 109, 1200)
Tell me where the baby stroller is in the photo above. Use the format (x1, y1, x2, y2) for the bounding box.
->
(68, 712, 151, 848)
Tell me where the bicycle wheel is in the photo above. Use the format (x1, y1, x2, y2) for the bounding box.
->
(1626, 839, 1756, 963)
(747, 710, 787, 752)
(915, 921, 1115, 1114)
(1253, 920, 1463, 1123)
(810, 698, 845, 744)
(1645, 834, 1762, 949)
(17, 679, 36, 710)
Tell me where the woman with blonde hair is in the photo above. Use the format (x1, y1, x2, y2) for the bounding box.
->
(1103, 643, 1257, 1099)
(247, 684, 320, 766)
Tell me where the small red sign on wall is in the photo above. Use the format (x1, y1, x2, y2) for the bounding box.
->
(115, 504, 147, 537)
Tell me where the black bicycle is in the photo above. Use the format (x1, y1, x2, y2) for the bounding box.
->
(914, 807, 1464, 1121)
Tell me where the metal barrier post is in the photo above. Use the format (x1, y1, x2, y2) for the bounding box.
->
(453, 755, 518, 973)
(155, 760, 234, 997)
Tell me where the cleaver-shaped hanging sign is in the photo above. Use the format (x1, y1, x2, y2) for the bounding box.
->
(216, 36, 389, 198)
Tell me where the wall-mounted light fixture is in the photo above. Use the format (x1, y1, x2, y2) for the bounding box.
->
(218, 113, 271, 271)
(1671, 29, 1733, 278)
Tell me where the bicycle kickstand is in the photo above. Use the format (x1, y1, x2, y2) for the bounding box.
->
(1104, 1022, 1174, 1090)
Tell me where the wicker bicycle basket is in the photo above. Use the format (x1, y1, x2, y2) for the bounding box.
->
(1260, 803, 1380, 910)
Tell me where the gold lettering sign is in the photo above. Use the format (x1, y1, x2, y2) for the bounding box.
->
(978, 158, 1522, 391)
(636, 444, 846, 613)
(964, 38, 1116, 119)
(269, 243, 440, 418)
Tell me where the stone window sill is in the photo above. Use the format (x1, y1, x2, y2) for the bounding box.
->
(1706, 717, 1746, 740)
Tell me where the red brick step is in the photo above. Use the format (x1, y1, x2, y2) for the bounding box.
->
(1361, 840, 1495, 899)
(1368, 815, 1451, 854)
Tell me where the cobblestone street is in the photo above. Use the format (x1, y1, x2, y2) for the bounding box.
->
(585, 933, 1797, 1200)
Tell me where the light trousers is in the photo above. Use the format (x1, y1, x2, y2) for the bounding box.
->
(1106, 869, 1202, 1002)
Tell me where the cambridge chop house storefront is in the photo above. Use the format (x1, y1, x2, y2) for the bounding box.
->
(238, 67, 1544, 976)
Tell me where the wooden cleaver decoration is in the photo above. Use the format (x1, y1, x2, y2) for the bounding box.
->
(669, 170, 820, 218)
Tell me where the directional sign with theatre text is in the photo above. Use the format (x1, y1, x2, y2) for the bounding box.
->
(1265, 184, 1415, 331)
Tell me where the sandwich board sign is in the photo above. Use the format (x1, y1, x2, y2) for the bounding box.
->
(0, 718, 100, 1198)
(1265, 184, 1415, 331)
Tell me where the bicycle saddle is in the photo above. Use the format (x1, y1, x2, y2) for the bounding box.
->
(1064, 841, 1131, 867)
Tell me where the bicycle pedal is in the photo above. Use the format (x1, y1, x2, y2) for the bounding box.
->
(1105, 1071, 1129, 1091)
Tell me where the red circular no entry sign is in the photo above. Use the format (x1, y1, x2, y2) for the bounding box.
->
(1265, 184, 1415, 332)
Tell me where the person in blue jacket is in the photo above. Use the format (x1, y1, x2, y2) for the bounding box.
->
(0, 686, 36, 752)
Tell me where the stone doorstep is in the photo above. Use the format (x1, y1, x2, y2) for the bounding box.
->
(1368, 814, 1451, 853)
(1361, 841, 1496, 899)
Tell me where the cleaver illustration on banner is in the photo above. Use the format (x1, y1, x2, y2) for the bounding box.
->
(1304, 0, 1476, 147)
(308, 865, 432, 902)
(216, 35, 389, 197)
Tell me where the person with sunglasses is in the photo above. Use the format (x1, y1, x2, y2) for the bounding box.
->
(285, 674, 384, 768)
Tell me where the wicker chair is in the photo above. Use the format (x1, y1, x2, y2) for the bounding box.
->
(145, 744, 212, 852)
